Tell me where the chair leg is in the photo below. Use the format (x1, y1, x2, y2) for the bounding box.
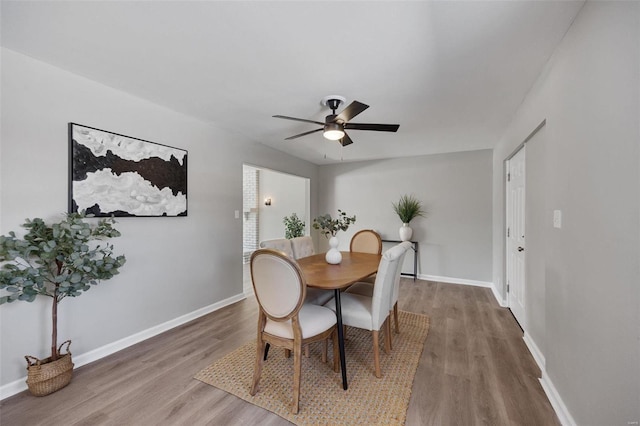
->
(393, 302, 400, 334)
(388, 316, 394, 351)
(292, 339, 302, 414)
(284, 349, 291, 358)
(372, 330, 381, 378)
(383, 319, 392, 354)
(332, 329, 340, 372)
(304, 344, 310, 358)
(251, 338, 265, 395)
(321, 340, 328, 363)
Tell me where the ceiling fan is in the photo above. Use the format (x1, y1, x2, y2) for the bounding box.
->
(273, 95, 400, 146)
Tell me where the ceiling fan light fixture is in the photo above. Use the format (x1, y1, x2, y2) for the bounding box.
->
(323, 123, 345, 140)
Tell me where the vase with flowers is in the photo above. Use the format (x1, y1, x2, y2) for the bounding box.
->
(312, 209, 356, 264)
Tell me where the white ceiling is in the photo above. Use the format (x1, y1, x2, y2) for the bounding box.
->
(1, 1, 584, 165)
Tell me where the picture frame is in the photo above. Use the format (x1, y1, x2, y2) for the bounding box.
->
(68, 123, 188, 217)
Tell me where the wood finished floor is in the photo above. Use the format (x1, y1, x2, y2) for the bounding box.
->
(0, 279, 560, 425)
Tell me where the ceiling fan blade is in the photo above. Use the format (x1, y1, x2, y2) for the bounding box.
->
(273, 115, 324, 126)
(335, 101, 369, 123)
(284, 128, 323, 140)
(339, 132, 354, 146)
(344, 122, 400, 132)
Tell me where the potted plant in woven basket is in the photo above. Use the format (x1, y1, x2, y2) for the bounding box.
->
(0, 212, 126, 396)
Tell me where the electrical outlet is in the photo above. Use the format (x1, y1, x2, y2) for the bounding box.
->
(234, 210, 240, 219)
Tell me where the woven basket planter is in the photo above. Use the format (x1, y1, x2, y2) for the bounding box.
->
(25, 340, 74, 396)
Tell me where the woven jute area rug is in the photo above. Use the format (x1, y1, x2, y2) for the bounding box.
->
(194, 310, 429, 425)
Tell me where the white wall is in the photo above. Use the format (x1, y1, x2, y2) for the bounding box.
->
(317, 149, 492, 283)
(0, 48, 318, 390)
(491, 2, 639, 424)
(258, 168, 309, 241)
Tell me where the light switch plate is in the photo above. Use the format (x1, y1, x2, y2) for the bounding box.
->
(553, 210, 562, 229)
(234, 210, 240, 219)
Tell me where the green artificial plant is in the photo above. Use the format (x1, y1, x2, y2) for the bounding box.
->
(283, 213, 305, 239)
(312, 209, 357, 238)
(392, 194, 426, 224)
(0, 212, 126, 361)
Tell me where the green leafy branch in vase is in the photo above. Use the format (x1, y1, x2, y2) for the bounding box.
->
(312, 209, 356, 238)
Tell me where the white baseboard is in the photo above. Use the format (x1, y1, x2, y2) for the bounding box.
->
(522, 325, 575, 425)
(0, 293, 246, 401)
(523, 331, 546, 372)
(0, 377, 28, 401)
(418, 274, 507, 306)
(419, 274, 493, 288)
(539, 370, 577, 426)
(491, 286, 509, 307)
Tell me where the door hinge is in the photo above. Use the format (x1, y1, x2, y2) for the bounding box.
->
(507, 282, 510, 293)
(507, 227, 510, 237)
(507, 172, 511, 182)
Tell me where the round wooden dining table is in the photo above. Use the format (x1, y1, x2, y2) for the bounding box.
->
(296, 251, 381, 390)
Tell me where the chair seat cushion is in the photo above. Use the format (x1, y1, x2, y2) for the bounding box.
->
(304, 288, 334, 306)
(345, 281, 374, 297)
(325, 293, 375, 331)
(265, 304, 336, 339)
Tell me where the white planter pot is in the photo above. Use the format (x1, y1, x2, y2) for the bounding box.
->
(325, 236, 342, 264)
(399, 223, 413, 241)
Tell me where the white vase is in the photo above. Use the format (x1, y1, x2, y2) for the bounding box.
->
(399, 223, 413, 241)
(325, 236, 342, 264)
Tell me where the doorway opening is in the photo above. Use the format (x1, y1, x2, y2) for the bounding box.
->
(242, 164, 310, 294)
(503, 119, 546, 333)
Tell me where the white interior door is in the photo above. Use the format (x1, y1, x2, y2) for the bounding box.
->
(506, 147, 526, 328)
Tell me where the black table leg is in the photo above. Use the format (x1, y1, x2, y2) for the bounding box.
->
(413, 244, 418, 281)
(334, 289, 348, 390)
(263, 343, 270, 361)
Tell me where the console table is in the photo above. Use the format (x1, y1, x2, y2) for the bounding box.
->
(381, 239, 418, 281)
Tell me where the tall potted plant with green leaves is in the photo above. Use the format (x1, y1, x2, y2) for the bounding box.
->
(392, 194, 426, 241)
(312, 209, 356, 264)
(283, 213, 305, 239)
(0, 212, 126, 396)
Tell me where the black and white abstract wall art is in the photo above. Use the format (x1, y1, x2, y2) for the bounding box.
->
(69, 123, 187, 217)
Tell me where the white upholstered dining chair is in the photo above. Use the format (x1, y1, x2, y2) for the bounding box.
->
(345, 241, 411, 345)
(259, 236, 331, 357)
(249, 249, 339, 414)
(289, 235, 333, 307)
(324, 242, 408, 378)
(290, 235, 315, 259)
(259, 238, 294, 258)
(289, 235, 332, 357)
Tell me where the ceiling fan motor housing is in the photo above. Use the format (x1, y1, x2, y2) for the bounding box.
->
(326, 114, 341, 124)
